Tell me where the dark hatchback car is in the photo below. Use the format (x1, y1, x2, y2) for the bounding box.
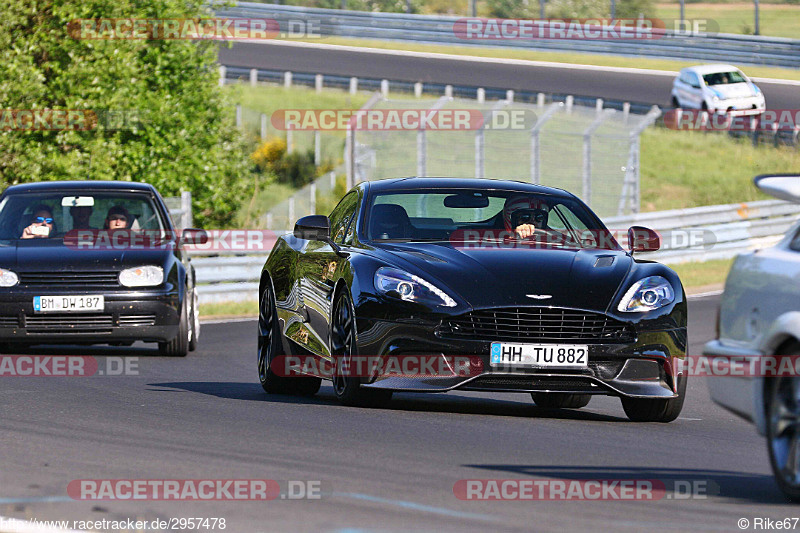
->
(258, 178, 688, 422)
(0, 181, 205, 356)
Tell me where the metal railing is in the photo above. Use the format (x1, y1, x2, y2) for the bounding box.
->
(216, 3, 800, 68)
(191, 199, 800, 303)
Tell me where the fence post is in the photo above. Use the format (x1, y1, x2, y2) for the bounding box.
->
(582, 109, 616, 207)
(350, 77, 358, 94)
(180, 191, 192, 229)
(595, 98, 603, 114)
(529, 102, 562, 185)
(565, 95, 574, 113)
(445, 85, 453, 98)
(506, 90, 514, 103)
(288, 197, 295, 226)
(286, 130, 294, 154)
(414, 82, 422, 98)
(284, 71, 292, 89)
(381, 79, 389, 98)
(315, 74, 323, 93)
(310, 183, 317, 215)
(250, 68, 258, 87)
(219, 65, 226, 87)
(345, 123, 354, 190)
(477, 88, 485, 103)
(260, 113, 267, 140)
(417, 129, 427, 177)
(314, 130, 321, 166)
(537, 93, 545, 108)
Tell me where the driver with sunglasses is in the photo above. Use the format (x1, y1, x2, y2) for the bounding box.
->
(20, 205, 55, 239)
(503, 196, 550, 239)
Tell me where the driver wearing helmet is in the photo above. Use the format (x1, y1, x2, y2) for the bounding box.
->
(503, 196, 550, 239)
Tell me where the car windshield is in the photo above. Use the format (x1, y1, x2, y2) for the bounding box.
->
(366, 189, 617, 249)
(703, 71, 747, 85)
(0, 191, 168, 242)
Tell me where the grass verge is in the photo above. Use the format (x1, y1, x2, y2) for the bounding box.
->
(669, 258, 734, 289)
(200, 300, 258, 318)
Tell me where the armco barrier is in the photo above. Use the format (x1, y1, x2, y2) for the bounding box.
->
(193, 199, 800, 304)
(216, 3, 800, 68)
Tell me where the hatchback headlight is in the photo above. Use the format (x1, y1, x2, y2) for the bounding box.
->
(618, 276, 674, 313)
(374, 267, 456, 307)
(119, 266, 164, 287)
(0, 268, 19, 287)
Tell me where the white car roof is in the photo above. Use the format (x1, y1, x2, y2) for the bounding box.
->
(682, 64, 743, 75)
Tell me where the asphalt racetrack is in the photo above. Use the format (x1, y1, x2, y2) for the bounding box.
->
(1, 294, 797, 532)
(219, 41, 800, 110)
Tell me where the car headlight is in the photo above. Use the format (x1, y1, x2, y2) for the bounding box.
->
(618, 276, 674, 313)
(374, 267, 456, 307)
(712, 95, 720, 102)
(119, 266, 164, 287)
(0, 268, 19, 287)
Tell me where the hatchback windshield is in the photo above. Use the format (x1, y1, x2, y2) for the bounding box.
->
(0, 191, 167, 241)
(703, 70, 747, 86)
(366, 189, 617, 249)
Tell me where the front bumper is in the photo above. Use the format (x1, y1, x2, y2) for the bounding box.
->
(355, 317, 686, 399)
(711, 96, 765, 115)
(0, 289, 180, 344)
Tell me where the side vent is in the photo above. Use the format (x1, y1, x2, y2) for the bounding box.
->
(594, 256, 615, 268)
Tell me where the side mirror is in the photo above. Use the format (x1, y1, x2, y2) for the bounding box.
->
(628, 226, 660, 253)
(294, 215, 330, 241)
(754, 174, 800, 204)
(181, 228, 209, 245)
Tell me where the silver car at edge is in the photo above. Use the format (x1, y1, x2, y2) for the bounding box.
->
(704, 174, 800, 500)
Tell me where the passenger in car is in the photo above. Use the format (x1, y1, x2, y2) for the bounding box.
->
(103, 205, 130, 230)
(20, 205, 56, 239)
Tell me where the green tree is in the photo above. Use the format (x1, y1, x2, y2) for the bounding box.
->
(0, 0, 250, 227)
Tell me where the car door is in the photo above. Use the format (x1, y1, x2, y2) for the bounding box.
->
(720, 227, 800, 352)
(292, 190, 360, 357)
(685, 72, 703, 109)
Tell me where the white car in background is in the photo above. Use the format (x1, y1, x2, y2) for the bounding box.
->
(671, 64, 766, 115)
(704, 174, 800, 500)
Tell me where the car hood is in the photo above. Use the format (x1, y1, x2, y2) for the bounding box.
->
(376, 242, 633, 312)
(0, 241, 172, 271)
(711, 83, 755, 99)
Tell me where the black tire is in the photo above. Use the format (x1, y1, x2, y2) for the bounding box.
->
(621, 374, 687, 422)
(188, 289, 199, 352)
(158, 299, 189, 357)
(532, 393, 591, 409)
(766, 342, 800, 501)
(671, 97, 680, 109)
(257, 282, 321, 396)
(330, 290, 371, 406)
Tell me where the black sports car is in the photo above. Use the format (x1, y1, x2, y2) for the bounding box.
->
(0, 181, 206, 356)
(258, 178, 687, 422)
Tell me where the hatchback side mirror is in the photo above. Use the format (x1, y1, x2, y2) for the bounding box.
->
(628, 226, 660, 253)
(181, 228, 209, 245)
(294, 215, 330, 241)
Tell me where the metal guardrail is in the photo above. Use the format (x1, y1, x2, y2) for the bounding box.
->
(217, 3, 800, 68)
(192, 199, 800, 303)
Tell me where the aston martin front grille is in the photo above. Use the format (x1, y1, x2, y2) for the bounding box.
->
(437, 307, 634, 343)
